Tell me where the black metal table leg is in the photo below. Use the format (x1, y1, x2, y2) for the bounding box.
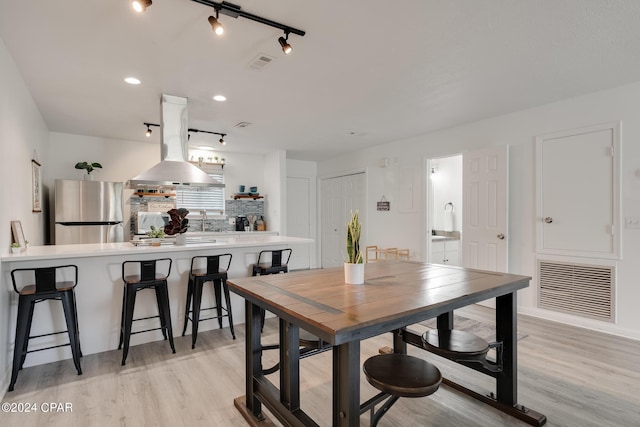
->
(280, 319, 301, 411)
(496, 292, 517, 404)
(245, 300, 264, 420)
(332, 340, 360, 426)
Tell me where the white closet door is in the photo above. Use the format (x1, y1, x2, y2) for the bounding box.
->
(536, 123, 619, 258)
(321, 173, 366, 268)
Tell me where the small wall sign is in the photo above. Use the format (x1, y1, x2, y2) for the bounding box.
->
(377, 196, 390, 211)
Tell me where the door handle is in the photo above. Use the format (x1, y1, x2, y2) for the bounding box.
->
(544, 217, 553, 224)
(497, 234, 505, 240)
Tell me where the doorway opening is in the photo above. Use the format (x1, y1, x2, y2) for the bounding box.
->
(427, 154, 462, 265)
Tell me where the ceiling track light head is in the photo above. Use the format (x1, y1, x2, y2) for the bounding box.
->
(219, 134, 226, 145)
(278, 31, 292, 55)
(132, 0, 152, 13)
(143, 122, 159, 138)
(208, 11, 224, 36)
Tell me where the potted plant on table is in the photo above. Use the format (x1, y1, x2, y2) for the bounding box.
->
(10, 242, 21, 254)
(344, 210, 364, 284)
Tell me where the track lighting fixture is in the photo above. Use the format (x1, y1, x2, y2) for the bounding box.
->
(208, 6, 224, 36)
(143, 122, 159, 137)
(278, 31, 292, 55)
(132, 0, 152, 13)
(144, 123, 228, 144)
(133, 1, 305, 54)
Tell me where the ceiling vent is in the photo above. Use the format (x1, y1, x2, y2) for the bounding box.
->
(248, 53, 275, 70)
(234, 122, 251, 128)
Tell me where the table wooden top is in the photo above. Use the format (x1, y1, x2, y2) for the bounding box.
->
(228, 261, 530, 345)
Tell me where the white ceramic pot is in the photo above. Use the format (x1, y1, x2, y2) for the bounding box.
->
(175, 234, 186, 246)
(344, 262, 365, 284)
(11, 247, 20, 254)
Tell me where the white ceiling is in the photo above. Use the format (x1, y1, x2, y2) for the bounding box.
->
(1, 0, 640, 161)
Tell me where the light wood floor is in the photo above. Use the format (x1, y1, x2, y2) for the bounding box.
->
(2, 305, 639, 426)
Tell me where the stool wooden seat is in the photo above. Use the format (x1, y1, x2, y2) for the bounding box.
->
(422, 329, 490, 361)
(182, 254, 235, 348)
(119, 258, 175, 365)
(362, 353, 442, 426)
(9, 265, 82, 392)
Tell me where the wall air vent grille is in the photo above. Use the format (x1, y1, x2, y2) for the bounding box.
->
(538, 259, 615, 322)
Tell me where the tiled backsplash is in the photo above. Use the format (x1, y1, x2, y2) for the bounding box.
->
(130, 196, 265, 235)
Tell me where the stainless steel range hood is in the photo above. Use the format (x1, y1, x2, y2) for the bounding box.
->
(128, 94, 224, 188)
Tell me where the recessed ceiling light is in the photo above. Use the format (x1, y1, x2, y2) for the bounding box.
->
(198, 145, 215, 151)
(125, 77, 141, 85)
(213, 95, 227, 102)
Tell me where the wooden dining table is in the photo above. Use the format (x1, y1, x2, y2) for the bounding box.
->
(227, 260, 546, 427)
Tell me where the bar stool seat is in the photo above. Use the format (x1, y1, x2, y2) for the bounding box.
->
(9, 265, 82, 392)
(182, 253, 235, 348)
(422, 329, 490, 361)
(119, 258, 175, 365)
(362, 353, 442, 427)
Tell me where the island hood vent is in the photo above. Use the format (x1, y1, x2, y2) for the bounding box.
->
(127, 94, 224, 189)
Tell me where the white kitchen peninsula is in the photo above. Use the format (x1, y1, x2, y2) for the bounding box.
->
(1, 234, 312, 367)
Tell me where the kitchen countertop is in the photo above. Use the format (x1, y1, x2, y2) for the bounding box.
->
(431, 235, 460, 242)
(1, 235, 312, 262)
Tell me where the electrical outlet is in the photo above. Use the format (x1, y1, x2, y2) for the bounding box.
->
(229, 217, 236, 225)
(625, 216, 640, 229)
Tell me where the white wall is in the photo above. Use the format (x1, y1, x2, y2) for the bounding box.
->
(263, 150, 286, 233)
(319, 81, 640, 340)
(0, 38, 50, 398)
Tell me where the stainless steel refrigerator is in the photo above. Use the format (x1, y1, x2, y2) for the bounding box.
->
(54, 179, 124, 244)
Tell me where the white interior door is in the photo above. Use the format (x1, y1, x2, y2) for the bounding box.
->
(463, 146, 509, 274)
(321, 173, 366, 268)
(286, 177, 311, 270)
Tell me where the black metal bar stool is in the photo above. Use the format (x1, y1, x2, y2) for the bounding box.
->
(9, 265, 83, 392)
(181, 253, 235, 348)
(361, 353, 442, 427)
(119, 258, 175, 365)
(422, 312, 502, 372)
(251, 248, 292, 330)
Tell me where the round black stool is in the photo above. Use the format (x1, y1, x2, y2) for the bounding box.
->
(9, 265, 83, 391)
(422, 329, 490, 361)
(182, 253, 235, 348)
(119, 258, 175, 365)
(362, 353, 442, 427)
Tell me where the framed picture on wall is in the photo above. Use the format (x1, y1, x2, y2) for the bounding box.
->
(32, 159, 42, 212)
(11, 220, 26, 248)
